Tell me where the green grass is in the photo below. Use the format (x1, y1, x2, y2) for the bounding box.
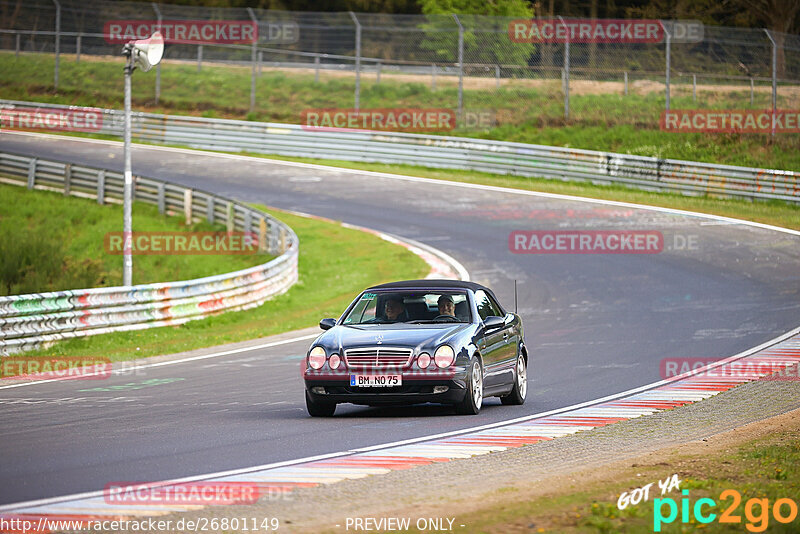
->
(0, 182, 266, 295)
(2, 52, 799, 171)
(16, 203, 429, 363)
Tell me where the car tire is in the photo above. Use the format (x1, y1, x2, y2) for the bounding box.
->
(455, 359, 483, 415)
(501, 352, 527, 406)
(305, 390, 336, 417)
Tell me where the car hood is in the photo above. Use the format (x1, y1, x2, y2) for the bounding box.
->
(316, 323, 473, 353)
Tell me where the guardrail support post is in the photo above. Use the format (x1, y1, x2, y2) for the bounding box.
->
(624, 71, 628, 95)
(244, 211, 252, 234)
(314, 55, 320, 82)
(226, 202, 234, 233)
(184, 189, 192, 225)
(152, 2, 162, 105)
(259, 217, 267, 252)
(207, 195, 214, 224)
(97, 170, 105, 204)
(349, 12, 361, 111)
(15, 32, 20, 57)
(53, 0, 61, 90)
(431, 63, 436, 90)
(197, 44, 203, 72)
(27, 158, 36, 189)
(64, 163, 71, 196)
(376, 61, 381, 84)
(76, 34, 81, 63)
(157, 183, 165, 214)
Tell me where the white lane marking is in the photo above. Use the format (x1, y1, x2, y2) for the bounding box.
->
(6, 131, 800, 237)
(0, 334, 318, 390)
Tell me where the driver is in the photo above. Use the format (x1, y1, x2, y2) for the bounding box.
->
(384, 297, 408, 322)
(437, 294, 456, 317)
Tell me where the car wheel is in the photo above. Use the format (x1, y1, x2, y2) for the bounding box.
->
(305, 390, 336, 417)
(501, 353, 527, 406)
(455, 359, 483, 415)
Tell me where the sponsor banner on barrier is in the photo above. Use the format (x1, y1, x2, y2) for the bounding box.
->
(661, 357, 800, 381)
(0, 105, 104, 132)
(508, 19, 664, 43)
(509, 230, 663, 254)
(104, 482, 260, 505)
(104, 232, 261, 256)
(1, 357, 112, 380)
(661, 110, 800, 133)
(103, 20, 257, 44)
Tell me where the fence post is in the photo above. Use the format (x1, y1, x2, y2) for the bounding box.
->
(453, 14, 464, 120)
(64, 163, 71, 196)
(765, 29, 777, 140)
(259, 217, 267, 252)
(495, 64, 500, 88)
(664, 24, 671, 112)
(314, 55, 320, 82)
(558, 16, 569, 121)
(197, 44, 203, 72)
(258, 51, 263, 75)
(157, 183, 165, 214)
(76, 34, 81, 63)
(692, 74, 696, 102)
(96, 170, 105, 204)
(750, 78, 754, 106)
(184, 189, 192, 225)
(376, 61, 381, 83)
(247, 7, 258, 113)
(15, 32, 20, 57)
(152, 2, 162, 105)
(349, 12, 361, 111)
(27, 158, 37, 189)
(431, 63, 436, 90)
(226, 202, 234, 234)
(624, 71, 628, 95)
(53, 0, 61, 90)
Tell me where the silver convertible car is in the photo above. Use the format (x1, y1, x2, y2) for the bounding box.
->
(303, 280, 528, 416)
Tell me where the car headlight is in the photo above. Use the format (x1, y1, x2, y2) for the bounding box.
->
(434, 345, 455, 368)
(329, 353, 342, 370)
(417, 352, 431, 369)
(308, 346, 326, 370)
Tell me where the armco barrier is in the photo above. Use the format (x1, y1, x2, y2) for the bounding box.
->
(1, 99, 798, 203)
(0, 150, 299, 355)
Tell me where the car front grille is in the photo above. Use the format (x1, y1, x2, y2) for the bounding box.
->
(344, 347, 413, 369)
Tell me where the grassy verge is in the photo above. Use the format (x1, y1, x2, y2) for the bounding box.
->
(401, 413, 800, 533)
(16, 204, 429, 363)
(2, 52, 798, 171)
(0, 182, 266, 295)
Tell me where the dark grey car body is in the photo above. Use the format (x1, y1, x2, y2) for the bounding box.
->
(303, 280, 527, 414)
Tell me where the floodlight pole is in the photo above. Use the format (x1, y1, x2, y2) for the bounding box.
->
(123, 50, 134, 286)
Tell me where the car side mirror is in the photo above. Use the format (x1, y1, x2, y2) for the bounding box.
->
(483, 316, 504, 332)
(319, 318, 336, 330)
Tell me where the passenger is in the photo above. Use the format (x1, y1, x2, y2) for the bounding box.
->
(437, 294, 456, 317)
(384, 297, 408, 322)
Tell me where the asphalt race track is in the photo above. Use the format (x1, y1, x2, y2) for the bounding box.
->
(2, 132, 799, 506)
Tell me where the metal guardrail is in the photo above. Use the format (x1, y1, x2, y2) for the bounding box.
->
(3, 99, 796, 203)
(0, 150, 299, 355)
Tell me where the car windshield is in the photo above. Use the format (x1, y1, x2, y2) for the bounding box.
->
(342, 290, 471, 325)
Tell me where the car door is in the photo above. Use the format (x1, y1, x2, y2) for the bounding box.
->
(474, 290, 511, 389)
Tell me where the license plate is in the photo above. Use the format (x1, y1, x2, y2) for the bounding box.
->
(350, 374, 402, 387)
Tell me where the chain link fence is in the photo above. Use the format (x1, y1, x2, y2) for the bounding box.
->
(1, 1, 798, 136)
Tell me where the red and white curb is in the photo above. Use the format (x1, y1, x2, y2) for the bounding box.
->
(2, 329, 798, 531)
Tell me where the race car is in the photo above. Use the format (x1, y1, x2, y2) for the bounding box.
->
(303, 279, 527, 416)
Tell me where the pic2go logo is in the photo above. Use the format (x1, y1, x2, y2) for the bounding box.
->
(654, 489, 799, 532)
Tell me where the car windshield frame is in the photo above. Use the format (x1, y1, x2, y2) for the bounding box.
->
(341, 289, 472, 325)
